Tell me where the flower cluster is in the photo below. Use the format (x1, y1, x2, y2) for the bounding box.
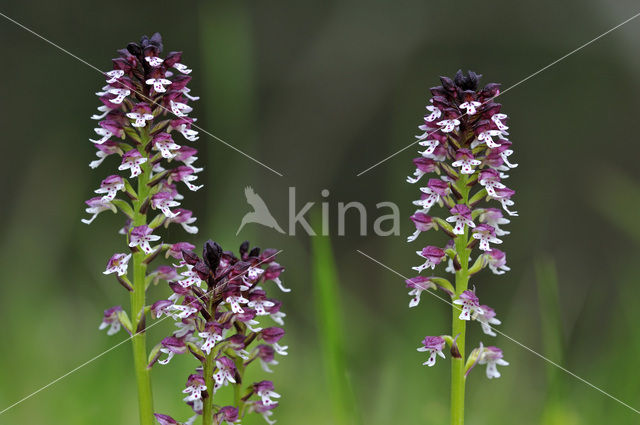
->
(83, 31, 202, 229)
(149, 240, 290, 425)
(405, 70, 513, 379)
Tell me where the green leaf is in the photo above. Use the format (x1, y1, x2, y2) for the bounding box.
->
(111, 199, 134, 218)
(311, 228, 361, 425)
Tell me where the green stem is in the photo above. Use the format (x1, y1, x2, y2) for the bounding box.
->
(130, 132, 154, 425)
(202, 350, 215, 425)
(451, 176, 471, 425)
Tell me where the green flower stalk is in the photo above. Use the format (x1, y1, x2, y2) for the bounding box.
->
(84, 32, 202, 425)
(405, 70, 516, 425)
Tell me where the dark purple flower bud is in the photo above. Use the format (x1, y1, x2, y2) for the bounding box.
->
(261, 327, 285, 344)
(203, 239, 223, 271)
(153, 414, 178, 425)
(217, 406, 239, 423)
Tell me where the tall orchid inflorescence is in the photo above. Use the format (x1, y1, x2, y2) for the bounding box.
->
(150, 240, 290, 425)
(83, 33, 203, 425)
(405, 70, 516, 425)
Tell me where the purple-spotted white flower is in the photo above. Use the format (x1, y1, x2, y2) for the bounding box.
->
(99, 306, 123, 335)
(417, 336, 446, 366)
(478, 345, 509, 379)
(103, 253, 131, 276)
(413, 246, 446, 272)
(474, 305, 501, 337)
(453, 290, 480, 321)
(81, 197, 116, 224)
(446, 204, 475, 235)
(472, 224, 502, 251)
(128, 225, 160, 254)
(405, 276, 436, 307)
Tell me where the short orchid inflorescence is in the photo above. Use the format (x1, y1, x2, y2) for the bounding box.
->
(149, 240, 289, 425)
(405, 70, 516, 424)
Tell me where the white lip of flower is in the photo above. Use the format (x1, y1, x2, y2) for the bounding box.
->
(126, 112, 154, 128)
(105, 69, 124, 84)
(270, 311, 286, 326)
(107, 88, 130, 104)
(446, 214, 475, 235)
(245, 320, 263, 333)
(170, 100, 193, 117)
(472, 231, 502, 251)
(417, 345, 446, 367)
(145, 78, 172, 93)
(95, 181, 125, 202)
(473, 130, 505, 149)
(182, 383, 207, 402)
(90, 127, 117, 145)
(479, 214, 510, 236)
(500, 149, 518, 168)
(414, 188, 443, 212)
(118, 155, 147, 178)
(479, 177, 505, 197)
(273, 343, 288, 356)
(173, 320, 196, 338)
(259, 357, 279, 373)
(412, 252, 440, 273)
(174, 63, 192, 74)
(424, 105, 442, 122)
(178, 268, 203, 288)
(258, 389, 281, 406)
(213, 362, 237, 389)
(104, 253, 131, 276)
(243, 267, 265, 284)
(81, 200, 116, 224)
(492, 113, 509, 131)
(473, 308, 502, 337)
(260, 410, 276, 425)
(91, 105, 112, 120)
(459, 101, 481, 115)
(225, 295, 250, 314)
(179, 174, 203, 192)
(479, 348, 509, 379)
(452, 157, 481, 174)
(488, 192, 518, 217)
(167, 214, 199, 235)
(488, 260, 510, 275)
(158, 348, 175, 365)
(176, 124, 199, 141)
(417, 139, 439, 158)
(270, 277, 291, 293)
(436, 118, 460, 133)
(128, 232, 160, 254)
(153, 139, 182, 159)
(98, 318, 121, 336)
(169, 304, 199, 319)
(198, 331, 223, 355)
(152, 198, 181, 218)
(452, 298, 478, 321)
(145, 56, 164, 67)
(247, 299, 275, 316)
(181, 87, 199, 101)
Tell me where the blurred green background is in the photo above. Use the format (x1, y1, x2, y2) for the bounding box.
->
(2, 0, 640, 424)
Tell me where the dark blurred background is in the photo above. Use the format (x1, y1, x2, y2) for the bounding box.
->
(2, 0, 640, 424)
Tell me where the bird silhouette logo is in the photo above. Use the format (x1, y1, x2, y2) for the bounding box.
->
(236, 186, 286, 235)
